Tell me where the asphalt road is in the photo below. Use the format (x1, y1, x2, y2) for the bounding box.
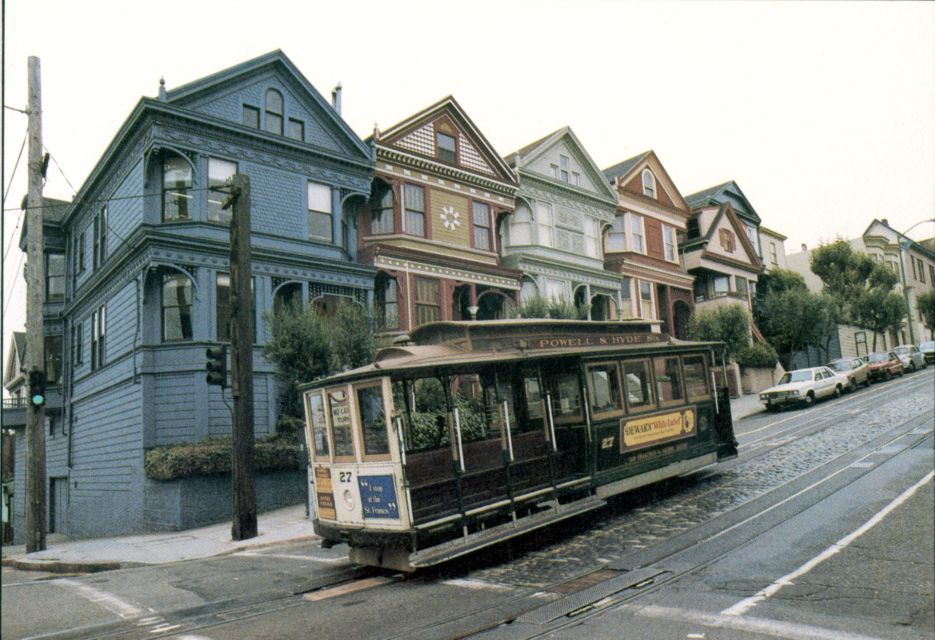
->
(2, 369, 932, 640)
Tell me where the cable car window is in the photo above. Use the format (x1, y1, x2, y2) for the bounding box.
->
(306, 392, 330, 458)
(588, 362, 622, 415)
(404, 377, 451, 452)
(655, 357, 684, 407)
(522, 374, 544, 431)
(327, 388, 355, 459)
(356, 384, 389, 456)
(622, 359, 655, 411)
(455, 374, 498, 444)
(682, 355, 709, 400)
(546, 370, 582, 423)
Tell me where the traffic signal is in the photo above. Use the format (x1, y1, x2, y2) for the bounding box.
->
(28, 370, 46, 407)
(206, 346, 227, 387)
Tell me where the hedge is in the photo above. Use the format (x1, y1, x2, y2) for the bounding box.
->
(144, 434, 303, 481)
(735, 342, 779, 368)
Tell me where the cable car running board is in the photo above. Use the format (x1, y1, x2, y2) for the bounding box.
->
(409, 496, 607, 569)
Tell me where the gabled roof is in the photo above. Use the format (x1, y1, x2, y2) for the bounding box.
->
(373, 96, 517, 185)
(863, 218, 935, 260)
(165, 49, 372, 161)
(698, 202, 762, 270)
(602, 151, 651, 184)
(685, 180, 761, 226)
(20, 197, 72, 249)
(4, 332, 26, 388)
(602, 150, 690, 213)
(505, 126, 617, 203)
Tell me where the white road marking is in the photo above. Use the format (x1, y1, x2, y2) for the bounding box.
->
(235, 551, 347, 564)
(722, 470, 935, 617)
(442, 578, 515, 592)
(53, 578, 143, 619)
(631, 604, 881, 640)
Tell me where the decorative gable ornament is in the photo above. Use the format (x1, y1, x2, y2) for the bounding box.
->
(440, 205, 461, 230)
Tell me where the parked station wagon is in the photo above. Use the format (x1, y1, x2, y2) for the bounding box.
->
(892, 345, 927, 372)
(759, 366, 849, 411)
(827, 358, 871, 392)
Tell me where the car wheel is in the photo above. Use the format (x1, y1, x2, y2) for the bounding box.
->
(885, 370, 892, 381)
(803, 392, 815, 408)
(833, 385, 842, 398)
(864, 377, 871, 387)
(849, 379, 858, 393)
(910, 362, 916, 373)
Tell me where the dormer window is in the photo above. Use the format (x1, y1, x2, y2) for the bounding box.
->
(641, 169, 656, 198)
(242, 105, 260, 129)
(436, 131, 456, 164)
(265, 89, 283, 135)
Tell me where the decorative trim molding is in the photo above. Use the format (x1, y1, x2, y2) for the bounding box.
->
(374, 255, 520, 290)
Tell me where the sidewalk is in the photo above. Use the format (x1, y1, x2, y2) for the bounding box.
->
(1, 504, 317, 574)
(2, 395, 762, 575)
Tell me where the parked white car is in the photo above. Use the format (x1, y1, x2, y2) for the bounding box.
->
(759, 366, 849, 411)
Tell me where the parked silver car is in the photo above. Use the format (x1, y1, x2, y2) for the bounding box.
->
(892, 344, 927, 372)
(921, 340, 935, 365)
(759, 366, 849, 410)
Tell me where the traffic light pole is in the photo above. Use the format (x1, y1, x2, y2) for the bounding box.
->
(25, 56, 47, 553)
(227, 174, 257, 540)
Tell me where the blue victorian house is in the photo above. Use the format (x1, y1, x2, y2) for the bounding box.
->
(8, 51, 375, 541)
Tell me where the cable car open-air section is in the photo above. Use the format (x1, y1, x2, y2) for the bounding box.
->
(299, 319, 738, 572)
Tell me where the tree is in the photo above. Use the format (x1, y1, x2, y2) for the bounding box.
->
(688, 304, 750, 361)
(264, 299, 374, 421)
(855, 289, 906, 350)
(810, 293, 845, 362)
(916, 289, 935, 334)
(810, 240, 878, 308)
(759, 288, 824, 369)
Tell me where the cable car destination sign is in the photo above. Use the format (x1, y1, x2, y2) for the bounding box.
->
(530, 332, 667, 350)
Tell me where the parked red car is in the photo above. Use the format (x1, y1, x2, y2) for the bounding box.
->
(866, 351, 904, 381)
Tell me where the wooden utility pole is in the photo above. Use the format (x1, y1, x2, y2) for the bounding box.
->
(227, 174, 257, 540)
(24, 56, 47, 552)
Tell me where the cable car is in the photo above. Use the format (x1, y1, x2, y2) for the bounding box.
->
(300, 320, 737, 572)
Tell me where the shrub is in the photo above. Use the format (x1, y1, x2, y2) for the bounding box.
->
(688, 304, 750, 361)
(735, 342, 779, 368)
(519, 294, 550, 319)
(144, 434, 303, 481)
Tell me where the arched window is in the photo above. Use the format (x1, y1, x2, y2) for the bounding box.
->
(265, 89, 283, 135)
(161, 273, 193, 342)
(641, 169, 656, 199)
(162, 154, 192, 221)
(371, 186, 394, 234)
(375, 273, 399, 330)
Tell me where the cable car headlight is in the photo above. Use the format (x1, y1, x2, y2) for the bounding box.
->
(343, 489, 354, 510)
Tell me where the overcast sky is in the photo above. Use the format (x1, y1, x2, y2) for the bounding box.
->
(3, 0, 934, 368)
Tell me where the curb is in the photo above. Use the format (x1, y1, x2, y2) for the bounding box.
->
(1, 533, 322, 574)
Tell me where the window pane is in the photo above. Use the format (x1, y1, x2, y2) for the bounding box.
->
(162, 275, 193, 341)
(265, 89, 283, 114)
(163, 156, 192, 221)
(372, 189, 394, 234)
(265, 113, 283, 135)
(473, 201, 490, 250)
(287, 118, 304, 141)
(510, 205, 532, 245)
(45, 335, 63, 384)
(589, 363, 622, 414)
(404, 184, 425, 236)
(208, 159, 237, 223)
(630, 214, 644, 251)
(309, 211, 332, 241)
(216, 274, 231, 341)
(623, 360, 655, 409)
(537, 202, 553, 247)
(683, 355, 709, 399)
(547, 371, 581, 419)
(436, 132, 456, 163)
(243, 105, 260, 128)
(328, 389, 355, 458)
(308, 182, 332, 212)
(655, 357, 684, 406)
(357, 386, 389, 456)
(307, 393, 329, 457)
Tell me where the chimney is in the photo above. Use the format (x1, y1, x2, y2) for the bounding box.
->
(801, 243, 807, 252)
(880, 218, 889, 227)
(331, 82, 342, 115)
(158, 77, 167, 102)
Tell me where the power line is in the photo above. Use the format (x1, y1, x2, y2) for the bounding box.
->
(3, 210, 24, 261)
(3, 185, 223, 213)
(3, 132, 28, 204)
(43, 148, 78, 196)
(2, 251, 26, 317)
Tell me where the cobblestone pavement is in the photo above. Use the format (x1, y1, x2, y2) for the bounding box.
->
(467, 378, 934, 588)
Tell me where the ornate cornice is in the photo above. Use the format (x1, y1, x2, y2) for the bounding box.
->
(518, 173, 617, 220)
(377, 146, 516, 197)
(374, 255, 520, 290)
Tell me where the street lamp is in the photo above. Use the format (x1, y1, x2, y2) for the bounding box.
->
(896, 218, 935, 345)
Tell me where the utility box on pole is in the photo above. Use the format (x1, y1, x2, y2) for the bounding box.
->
(227, 174, 257, 540)
(24, 55, 47, 553)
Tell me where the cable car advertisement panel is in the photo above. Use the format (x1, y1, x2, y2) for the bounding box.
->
(620, 407, 696, 453)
